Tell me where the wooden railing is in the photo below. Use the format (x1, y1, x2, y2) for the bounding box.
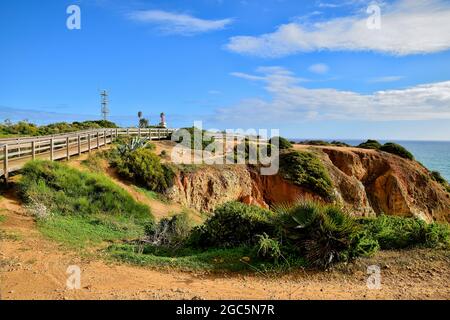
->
(0, 128, 175, 179)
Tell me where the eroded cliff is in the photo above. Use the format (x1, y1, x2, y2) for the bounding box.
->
(165, 146, 450, 222)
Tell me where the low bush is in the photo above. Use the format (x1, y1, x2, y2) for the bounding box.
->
(279, 151, 334, 200)
(255, 233, 282, 262)
(189, 202, 274, 248)
(357, 139, 382, 150)
(431, 171, 447, 185)
(232, 139, 272, 162)
(172, 127, 215, 151)
(380, 142, 414, 160)
(360, 215, 450, 249)
(19, 160, 152, 220)
(112, 148, 174, 192)
(144, 213, 193, 248)
(268, 136, 292, 150)
(275, 201, 371, 268)
(430, 171, 450, 193)
(19, 160, 153, 247)
(0, 120, 117, 137)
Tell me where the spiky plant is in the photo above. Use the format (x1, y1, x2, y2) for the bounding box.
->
(117, 137, 149, 156)
(276, 200, 359, 269)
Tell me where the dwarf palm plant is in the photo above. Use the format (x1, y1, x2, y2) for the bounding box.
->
(276, 201, 359, 269)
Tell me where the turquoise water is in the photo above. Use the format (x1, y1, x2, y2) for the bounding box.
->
(295, 139, 450, 181)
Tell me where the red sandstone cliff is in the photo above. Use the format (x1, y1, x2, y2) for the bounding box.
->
(165, 146, 450, 222)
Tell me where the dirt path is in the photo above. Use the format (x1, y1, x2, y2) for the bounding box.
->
(1, 187, 449, 300)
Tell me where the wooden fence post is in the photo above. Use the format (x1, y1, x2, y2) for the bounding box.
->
(66, 137, 70, 160)
(50, 138, 54, 161)
(3, 145, 9, 179)
(96, 132, 100, 149)
(104, 130, 107, 146)
(78, 135, 81, 155)
(32, 141, 36, 160)
(88, 134, 92, 153)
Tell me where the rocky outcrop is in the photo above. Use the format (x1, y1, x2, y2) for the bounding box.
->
(165, 147, 450, 222)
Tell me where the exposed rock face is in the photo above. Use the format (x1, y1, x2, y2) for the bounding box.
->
(319, 147, 450, 222)
(165, 147, 450, 222)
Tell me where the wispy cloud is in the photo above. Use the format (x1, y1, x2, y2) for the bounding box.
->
(226, 0, 450, 57)
(368, 76, 405, 83)
(213, 67, 450, 125)
(308, 63, 329, 74)
(128, 10, 233, 35)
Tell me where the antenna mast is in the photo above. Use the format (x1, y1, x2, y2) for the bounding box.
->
(100, 90, 109, 120)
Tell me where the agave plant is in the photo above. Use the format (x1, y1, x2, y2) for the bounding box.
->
(117, 137, 149, 156)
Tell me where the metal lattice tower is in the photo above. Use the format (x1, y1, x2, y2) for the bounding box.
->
(100, 90, 109, 120)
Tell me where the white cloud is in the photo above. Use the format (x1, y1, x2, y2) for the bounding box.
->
(214, 67, 450, 125)
(128, 10, 233, 35)
(309, 63, 329, 74)
(226, 0, 450, 57)
(368, 76, 404, 83)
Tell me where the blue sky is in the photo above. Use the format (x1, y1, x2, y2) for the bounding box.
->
(1, 0, 450, 140)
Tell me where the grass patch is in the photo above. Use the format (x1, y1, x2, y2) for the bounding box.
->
(107, 244, 306, 273)
(0, 215, 6, 223)
(19, 160, 154, 248)
(38, 214, 145, 248)
(81, 152, 108, 173)
(133, 186, 171, 204)
(19, 160, 152, 219)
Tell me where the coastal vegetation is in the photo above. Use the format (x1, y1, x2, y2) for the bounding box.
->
(297, 140, 350, 147)
(279, 150, 334, 199)
(0, 120, 117, 138)
(172, 127, 215, 151)
(357, 140, 415, 160)
(18, 160, 153, 247)
(109, 200, 450, 271)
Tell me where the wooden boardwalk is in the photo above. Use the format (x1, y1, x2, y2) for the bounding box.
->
(0, 128, 174, 179)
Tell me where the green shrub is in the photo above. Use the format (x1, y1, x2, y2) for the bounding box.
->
(279, 151, 334, 199)
(115, 137, 154, 156)
(145, 213, 193, 248)
(430, 171, 450, 193)
(19, 161, 152, 222)
(172, 127, 215, 150)
(275, 201, 367, 268)
(357, 139, 382, 149)
(361, 215, 449, 249)
(255, 233, 282, 262)
(0, 120, 117, 137)
(268, 136, 292, 150)
(112, 148, 174, 192)
(380, 142, 414, 160)
(233, 139, 272, 162)
(189, 202, 274, 248)
(297, 140, 349, 147)
(431, 171, 447, 185)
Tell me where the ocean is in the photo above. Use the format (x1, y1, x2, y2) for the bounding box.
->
(294, 139, 450, 182)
